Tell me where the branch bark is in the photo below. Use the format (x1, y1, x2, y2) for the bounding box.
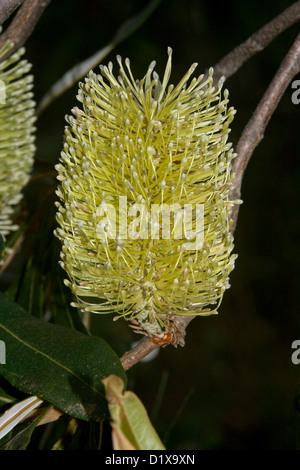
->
(0, 0, 24, 25)
(121, 337, 159, 371)
(230, 31, 300, 231)
(0, 0, 51, 56)
(213, 0, 300, 83)
(120, 316, 195, 370)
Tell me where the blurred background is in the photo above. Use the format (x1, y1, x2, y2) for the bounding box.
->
(4, 0, 300, 450)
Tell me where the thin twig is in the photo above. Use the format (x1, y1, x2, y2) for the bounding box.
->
(121, 338, 159, 371)
(0, 0, 51, 56)
(120, 316, 195, 369)
(213, 0, 300, 83)
(0, 0, 24, 25)
(230, 31, 300, 231)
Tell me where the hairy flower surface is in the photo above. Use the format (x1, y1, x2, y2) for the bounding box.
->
(0, 39, 36, 238)
(55, 48, 238, 345)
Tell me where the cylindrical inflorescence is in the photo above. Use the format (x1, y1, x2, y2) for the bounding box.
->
(0, 38, 36, 238)
(55, 48, 239, 344)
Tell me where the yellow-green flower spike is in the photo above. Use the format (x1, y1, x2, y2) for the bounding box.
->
(0, 38, 36, 238)
(55, 48, 238, 346)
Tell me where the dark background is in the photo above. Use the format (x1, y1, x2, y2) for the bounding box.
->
(10, 0, 300, 450)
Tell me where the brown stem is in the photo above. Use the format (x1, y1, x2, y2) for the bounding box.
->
(213, 0, 300, 83)
(0, 0, 24, 25)
(120, 316, 195, 369)
(0, 0, 51, 56)
(230, 31, 300, 231)
(121, 338, 159, 371)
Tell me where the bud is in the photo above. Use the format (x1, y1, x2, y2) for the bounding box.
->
(55, 48, 239, 346)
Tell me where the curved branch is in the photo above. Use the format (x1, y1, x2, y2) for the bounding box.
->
(230, 31, 300, 231)
(0, 0, 51, 56)
(213, 0, 300, 83)
(121, 337, 159, 371)
(0, 0, 24, 25)
(120, 316, 195, 369)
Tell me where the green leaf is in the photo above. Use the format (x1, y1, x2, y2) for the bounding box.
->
(103, 374, 165, 450)
(0, 395, 43, 442)
(0, 403, 52, 450)
(0, 292, 126, 421)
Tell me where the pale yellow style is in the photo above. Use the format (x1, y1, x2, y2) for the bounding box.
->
(55, 48, 238, 343)
(0, 38, 36, 238)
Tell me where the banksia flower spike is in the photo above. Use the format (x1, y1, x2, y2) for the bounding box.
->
(0, 36, 36, 238)
(55, 48, 238, 346)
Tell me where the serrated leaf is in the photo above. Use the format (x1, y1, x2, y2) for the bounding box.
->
(0, 293, 126, 421)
